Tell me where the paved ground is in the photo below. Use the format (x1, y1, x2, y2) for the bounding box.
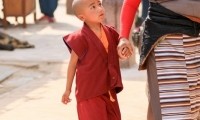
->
(0, 0, 148, 120)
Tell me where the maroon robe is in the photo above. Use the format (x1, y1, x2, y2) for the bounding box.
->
(77, 90, 121, 120)
(63, 23, 123, 120)
(63, 23, 123, 102)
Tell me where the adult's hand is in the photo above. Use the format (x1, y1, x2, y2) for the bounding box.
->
(117, 37, 133, 60)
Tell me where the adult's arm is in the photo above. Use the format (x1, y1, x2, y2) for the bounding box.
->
(120, 0, 141, 39)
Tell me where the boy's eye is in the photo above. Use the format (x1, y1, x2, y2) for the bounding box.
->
(92, 6, 95, 9)
(99, 3, 102, 6)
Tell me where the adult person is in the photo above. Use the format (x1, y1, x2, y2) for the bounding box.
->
(37, 0, 58, 23)
(118, 0, 200, 119)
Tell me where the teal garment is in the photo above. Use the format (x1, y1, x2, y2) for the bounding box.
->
(39, 0, 58, 17)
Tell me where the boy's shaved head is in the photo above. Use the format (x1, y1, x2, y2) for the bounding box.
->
(72, 0, 104, 22)
(72, 0, 86, 16)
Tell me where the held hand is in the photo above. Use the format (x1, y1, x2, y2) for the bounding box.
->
(117, 38, 133, 59)
(61, 90, 72, 105)
(122, 47, 132, 58)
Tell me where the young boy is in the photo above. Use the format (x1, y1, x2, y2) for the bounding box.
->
(61, 0, 124, 119)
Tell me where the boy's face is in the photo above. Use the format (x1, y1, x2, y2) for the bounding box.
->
(78, 0, 105, 23)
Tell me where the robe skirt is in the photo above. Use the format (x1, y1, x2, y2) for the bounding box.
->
(77, 90, 121, 120)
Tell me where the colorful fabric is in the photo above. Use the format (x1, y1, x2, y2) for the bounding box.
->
(152, 34, 200, 120)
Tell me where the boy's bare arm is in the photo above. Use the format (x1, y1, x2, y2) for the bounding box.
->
(66, 50, 78, 91)
(61, 50, 78, 104)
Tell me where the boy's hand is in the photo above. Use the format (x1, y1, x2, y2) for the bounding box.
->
(61, 90, 71, 105)
(121, 47, 132, 58)
(117, 38, 133, 59)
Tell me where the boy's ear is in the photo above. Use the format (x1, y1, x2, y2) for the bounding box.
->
(77, 15, 85, 21)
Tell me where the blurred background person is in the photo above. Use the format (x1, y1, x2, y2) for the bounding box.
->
(141, 0, 149, 19)
(135, 0, 149, 29)
(37, 0, 58, 23)
(102, 0, 124, 32)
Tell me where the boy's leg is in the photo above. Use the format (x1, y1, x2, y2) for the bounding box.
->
(104, 90, 121, 120)
(77, 91, 121, 120)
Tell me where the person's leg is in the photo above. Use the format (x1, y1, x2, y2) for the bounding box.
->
(146, 50, 161, 120)
(77, 91, 121, 120)
(45, 0, 58, 18)
(38, 0, 57, 22)
(39, 0, 48, 16)
(77, 96, 108, 120)
(147, 101, 154, 120)
(104, 90, 121, 120)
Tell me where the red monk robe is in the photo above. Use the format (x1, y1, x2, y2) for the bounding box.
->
(63, 23, 123, 120)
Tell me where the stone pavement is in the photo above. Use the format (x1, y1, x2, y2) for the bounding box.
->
(0, 0, 148, 120)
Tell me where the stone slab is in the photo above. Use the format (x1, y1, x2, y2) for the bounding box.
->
(0, 65, 20, 83)
(0, 61, 39, 68)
